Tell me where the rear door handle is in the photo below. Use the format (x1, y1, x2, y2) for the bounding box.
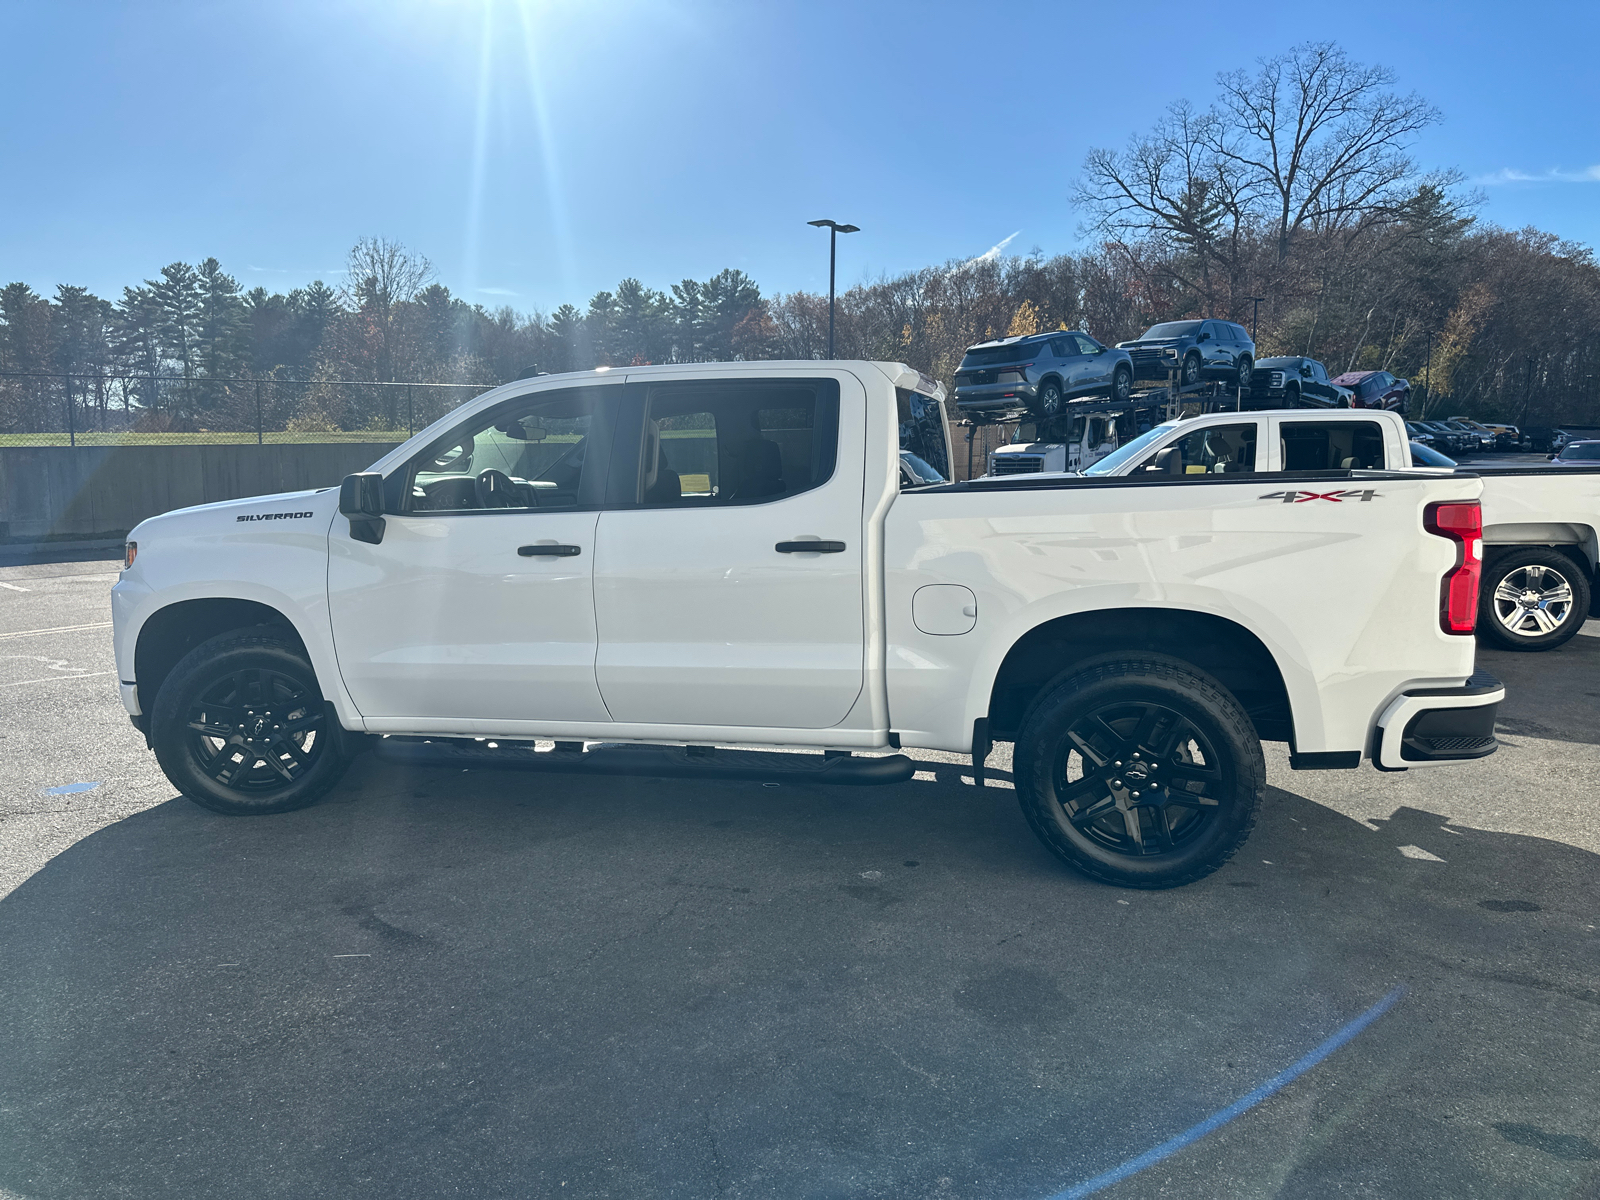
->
(775, 540, 846, 554)
(518, 544, 582, 557)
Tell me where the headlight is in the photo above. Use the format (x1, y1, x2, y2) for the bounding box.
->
(123, 541, 137, 570)
(1163, 348, 1177, 357)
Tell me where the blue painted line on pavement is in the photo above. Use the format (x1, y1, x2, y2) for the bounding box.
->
(1046, 985, 1406, 1199)
(41, 781, 102, 795)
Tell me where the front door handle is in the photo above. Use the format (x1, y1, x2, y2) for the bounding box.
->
(518, 544, 582, 557)
(776, 540, 846, 554)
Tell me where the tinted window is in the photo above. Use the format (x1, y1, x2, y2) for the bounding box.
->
(1280, 420, 1386, 470)
(960, 342, 1039, 368)
(1049, 337, 1076, 357)
(1144, 423, 1258, 475)
(1559, 443, 1600, 461)
(1143, 322, 1202, 339)
(897, 388, 950, 481)
(632, 379, 839, 507)
(406, 386, 614, 513)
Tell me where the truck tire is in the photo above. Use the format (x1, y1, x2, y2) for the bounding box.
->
(1285, 383, 1301, 407)
(1013, 656, 1264, 889)
(1478, 547, 1590, 652)
(151, 629, 353, 815)
(1182, 354, 1201, 387)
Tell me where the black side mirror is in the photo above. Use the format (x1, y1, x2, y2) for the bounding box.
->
(339, 472, 386, 544)
(1144, 446, 1182, 475)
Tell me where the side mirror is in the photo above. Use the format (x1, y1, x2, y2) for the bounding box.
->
(339, 472, 386, 544)
(1198, 332, 1211, 342)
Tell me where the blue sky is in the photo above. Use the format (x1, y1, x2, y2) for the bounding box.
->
(2, 0, 1597, 313)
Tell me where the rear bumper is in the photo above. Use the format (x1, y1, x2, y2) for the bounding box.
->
(1372, 669, 1504, 771)
(954, 384, 1036, 413)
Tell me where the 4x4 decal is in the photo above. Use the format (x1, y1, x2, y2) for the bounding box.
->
(1258, 489, 1380, 503)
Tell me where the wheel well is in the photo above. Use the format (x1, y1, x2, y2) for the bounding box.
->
(134, 598, 303, 714)
(1038, 373, 1064, 392)
(987, 608, 1292, 744)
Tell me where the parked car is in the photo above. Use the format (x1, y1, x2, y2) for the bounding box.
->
(952, 331, 1134, 419)
(1329, 369, 1410, 411)
(1244, 357, 1350, 408)
(1406, 421, 1437, 448)
(1443, 420, 1496, 453)
(112, 359, 1504, 889)
(1453, 417, 1515, 450)
(1116, 319, 1254, 388)
(1549, 439, 1600, 466)
(1417, 420, 1468, 455)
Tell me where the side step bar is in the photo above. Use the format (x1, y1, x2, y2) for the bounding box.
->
(372, 737, 917, 787)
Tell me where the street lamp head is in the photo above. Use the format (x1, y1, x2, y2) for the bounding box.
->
(808, 219, 860, 233)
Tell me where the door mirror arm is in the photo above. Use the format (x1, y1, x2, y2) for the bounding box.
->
(339, 472, 387, 545)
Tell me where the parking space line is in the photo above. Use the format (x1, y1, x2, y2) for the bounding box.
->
(0, 622, 113, 641)
(0, 582, 28, 592)
(2, 671, 114, 687)
(1048, 986, 1406, 1199)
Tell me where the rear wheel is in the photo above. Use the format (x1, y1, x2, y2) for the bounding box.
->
(1111, 365, 1132, 403)
(1478, 548, 1590, 651)
(1235, 356, 1253, 389)
(1014, 656, 1264, 888)
(151, 629, 352, 815)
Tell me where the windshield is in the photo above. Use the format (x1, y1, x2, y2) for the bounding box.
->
(1084, 423, 1174, 475)
(959, 342, 1039, 368)
(1409, 441, 1457, 467)
(1140, 321, 1202, 340)
(1559, 442, 1600, 461)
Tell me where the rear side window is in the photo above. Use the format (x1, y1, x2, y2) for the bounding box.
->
(898, 388, 950, 482)
(1279, 421, 1386, 471)
(633, 379, 839, 507)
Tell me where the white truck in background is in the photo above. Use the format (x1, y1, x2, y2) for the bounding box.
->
(113, 361, 1504, 889)
(1064, 406, 1600, 651)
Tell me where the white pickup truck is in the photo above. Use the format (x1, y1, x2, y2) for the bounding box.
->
(1064, 406, 1600, 651)
(113, 361, 1504, 888)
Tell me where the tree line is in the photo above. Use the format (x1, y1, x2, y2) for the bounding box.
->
(4, 41, 1598, 436)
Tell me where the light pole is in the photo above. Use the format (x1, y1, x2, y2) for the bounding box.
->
(808, 219, 859, 358)
(1247, 297, 1266, 341)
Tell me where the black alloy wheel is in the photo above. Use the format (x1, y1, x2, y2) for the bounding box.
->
(1182, 354, 1202, 387)
(151, 629, 352, 815)
(1111, 365, 1133, 403)
(1478, 548, 1591, 652)
(1235, 357, 1253, 389)
(1014, 656, 1263, 888)
(1037, 380, 1064, 418)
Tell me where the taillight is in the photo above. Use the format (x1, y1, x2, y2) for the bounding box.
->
(997, 362, 1033, 382)
(1424, 501, 1482, 634)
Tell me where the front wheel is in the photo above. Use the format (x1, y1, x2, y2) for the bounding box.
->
(1478, 548, 1590, 651)
(1035, 380, 1064, 418)
(1181, 354, 1201, 387)
(1014, 656, 1264, 888)
(151, 629, 352, 815)
(1111, 364, 1132, 403)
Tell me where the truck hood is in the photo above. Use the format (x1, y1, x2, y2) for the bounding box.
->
(1116, 338, 1183, 349)
(128, 488, 337, 541)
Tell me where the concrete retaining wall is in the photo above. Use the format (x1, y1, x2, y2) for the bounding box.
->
(0, 443, 402, 542)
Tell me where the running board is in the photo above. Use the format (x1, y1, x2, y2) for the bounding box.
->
(372, 737, 916, 786)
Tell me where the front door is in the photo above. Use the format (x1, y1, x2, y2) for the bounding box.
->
(327, 383, 621, 724)
(592, 373, 866, 729)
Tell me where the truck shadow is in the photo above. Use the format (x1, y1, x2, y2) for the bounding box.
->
(0, 761, 1596, 1200)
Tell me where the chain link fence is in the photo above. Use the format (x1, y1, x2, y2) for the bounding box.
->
(0, 372, 501, 447)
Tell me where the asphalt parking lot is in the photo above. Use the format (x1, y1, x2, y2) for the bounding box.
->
(0, 551, 1597, 1199)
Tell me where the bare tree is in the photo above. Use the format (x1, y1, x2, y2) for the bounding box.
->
(1211, 42, 1440, 261)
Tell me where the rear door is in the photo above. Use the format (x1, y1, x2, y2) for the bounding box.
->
(592, 372, 867, 729)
